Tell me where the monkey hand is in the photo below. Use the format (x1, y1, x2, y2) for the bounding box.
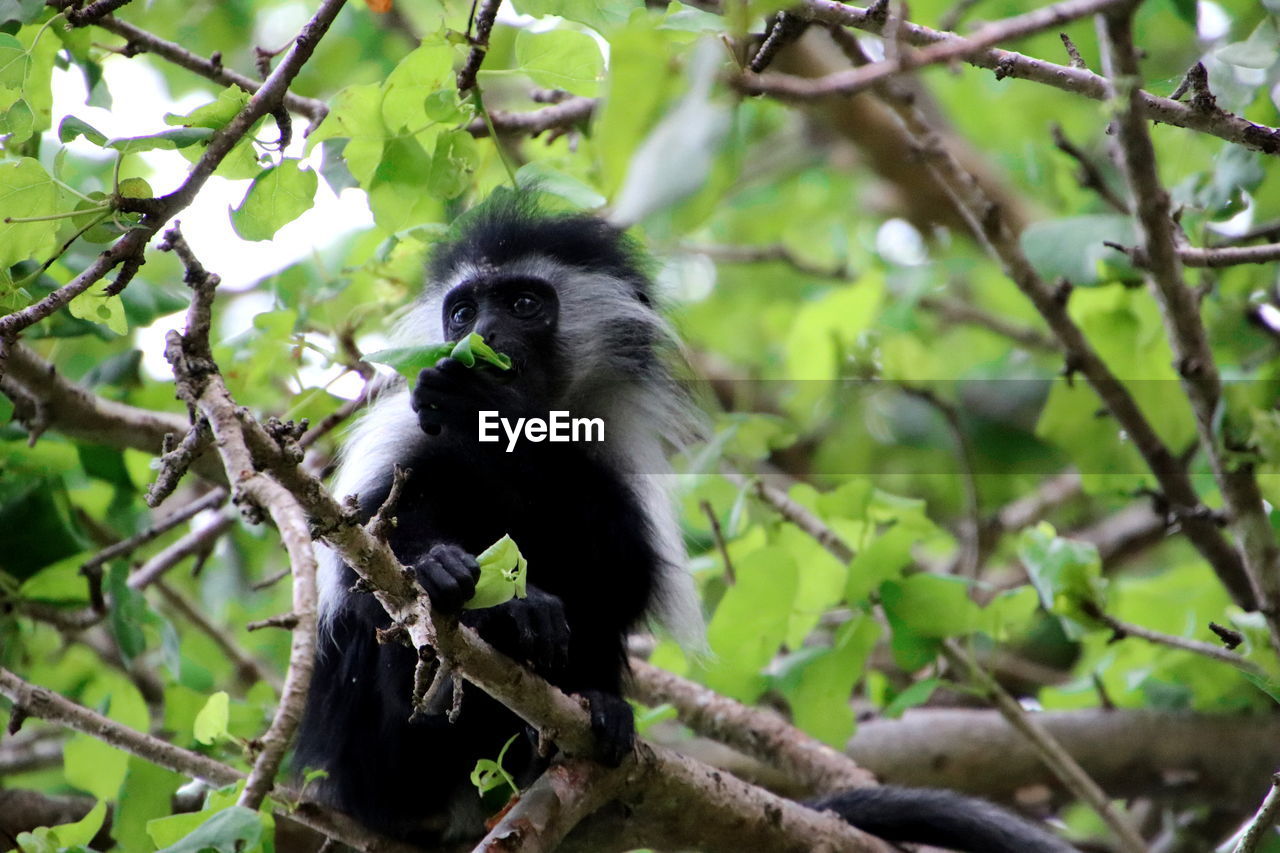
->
(465, 585, 571, 674)
(410, 357, 525, 438)
(412, 543, 479, 614)
(577, 689, 635, 767)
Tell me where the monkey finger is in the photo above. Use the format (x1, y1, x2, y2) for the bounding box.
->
(581, 690, 635, 767)
(413, 554, 466, 613)
(430, 544, 480, 584)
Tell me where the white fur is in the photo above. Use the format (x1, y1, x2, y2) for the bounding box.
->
(318, 255, 704, 649)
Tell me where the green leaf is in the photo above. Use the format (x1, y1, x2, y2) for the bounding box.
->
(68, 280, 129, 335)
(466, 534, 529, 610)
(105, 126, 215, 153)
(165, 86, 250, 130)
(596, 18, 678, 194)
(193, 691, 231, 745)
(782, 615, 880, 746)
(1017, 522, 1105, 639)
(1020, 214, 1138, 286)
(108, 561, 148, 661)
(511, 0, 640, 32)
(703, 546, 799, 701)
(470, 733, 520, 796)
(1216, 17, 1280, 69)
(58, 114, 107, 146)
(381, 43, 454, 132)
(153, 806, 265, 853)
(881, 574, 982, 639)
(1162, 0, 1196, 27)
(0, 157, 62, 267)
(452, 332, 512, 370)
(366, 343, 457, 379)
(0, 0, 46, 25)
(0, 477, 85, 579)
(882, 677, 941, 718)
(511, 29, 604, 97)
(46, 799, 107, 847)
(845, 523, 916, 604)
(611, 40, 730, 223)
(2, 96, 33, 142)
(366, 333, 511, 381)
(65, 734, 129, 800)
(231, 159, 318, 241)
(426, 129, 478, 201)
(0, 32, 26, 89)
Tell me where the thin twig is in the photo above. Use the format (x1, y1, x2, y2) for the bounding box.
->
(942, 640, 1147, 853)
(1235, 772, 1280, 853)
(247, 612, 300, 632)
(1050, 124, 1127, 213)
(699, 500, 737, 585)
(689, 243, 856, 280)
(456, 0, 502, 93)
(917, 294, 1058, 351)
(126, 511, 234, 590)
(1059, 32, 1085, 68)
(65, 0, 134, 25)
(83, 488, 227, 578)
(1080, 602, 1264, 676)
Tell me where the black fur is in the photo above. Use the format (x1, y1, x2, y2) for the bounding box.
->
(427, 192, 654, 303)
(811, 787, 1078, 852)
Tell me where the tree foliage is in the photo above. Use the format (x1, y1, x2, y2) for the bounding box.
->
(2, 0, 1280, 850)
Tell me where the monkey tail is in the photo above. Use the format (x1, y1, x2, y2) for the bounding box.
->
(810, 786, 1079, 853)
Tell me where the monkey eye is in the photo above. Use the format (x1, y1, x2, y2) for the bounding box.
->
(510, 294, 540, 318)
(449, 302, 476, 326)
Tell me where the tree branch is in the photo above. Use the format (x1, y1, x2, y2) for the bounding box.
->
(1235, 773, 1280, 853)
(1099, 4, 1280, 652)
(789, 0, 1280, 154)
(629, 659, 875, 794)
(475, 759, 622, 853)
(1178, 242, 1280, 268)
(156, 225, 318, 812)
(744, 0, 1126, 100)
(86, 13, 328, 125)
(847, 707, 1280, 806)
(0, 668, 418, 852)
(466, 96, 596, 139)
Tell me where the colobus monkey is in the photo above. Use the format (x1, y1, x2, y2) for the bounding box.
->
(294, 195, 1076, 853)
